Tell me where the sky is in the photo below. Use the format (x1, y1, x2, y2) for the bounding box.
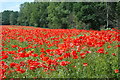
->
(0, 0, 34, 12)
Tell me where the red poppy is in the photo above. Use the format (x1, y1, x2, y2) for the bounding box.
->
(83, 63, 88, 66)
(31, 53, 38, 57)
(0, 55, 8, 60)
(10, 62, 17, 68)
(60, 61, 70, 66)
(112, 53, 116, 56)
(105, 52, 108, 54)
(96, 48, 104, 53)
(73, 66, 76, 68)
(15, 68, 26, 73)
(80, 53, 86, 59)
(40, 53, 46, 58)
(42, 57, 49, 61)
(14, 57, 20, 60)
(20, 61, 26, 66)
(57, 56, 64, 60)
(107, 45, 111, 48)
(63, 53, 70, 58)
(114, 69, 119, 73)
(71, 51, 77, 56)
(29, 66, 36, 70)
(73, 56, 78, 59)
(7, 70, 14, 74)
(49, 69, 56, 71)
(11, 45, 18, 48)
(40, 48, 45, 52)
(86, 51, 92, 53)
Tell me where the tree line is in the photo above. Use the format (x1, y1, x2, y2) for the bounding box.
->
(0, 2, 119, 30)
(0, 11, 18, 25)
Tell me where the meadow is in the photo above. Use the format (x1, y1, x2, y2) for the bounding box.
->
(0, 25, 119, 79)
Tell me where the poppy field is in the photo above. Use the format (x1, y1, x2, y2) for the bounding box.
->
(0, 25, 119, 79)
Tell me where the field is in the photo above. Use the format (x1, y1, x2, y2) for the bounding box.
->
(0, 25, 119, 79)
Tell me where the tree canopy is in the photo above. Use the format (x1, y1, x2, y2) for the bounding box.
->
(1, 2, 119, 30)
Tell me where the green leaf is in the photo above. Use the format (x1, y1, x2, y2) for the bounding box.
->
(77, 34, 84, 37)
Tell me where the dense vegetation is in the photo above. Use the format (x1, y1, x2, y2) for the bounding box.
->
(0, 2, 120, 30)
(1, 25, 119, 78)
(1, 2, 119, 79)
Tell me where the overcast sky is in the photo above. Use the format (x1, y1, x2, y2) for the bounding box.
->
(0, 0, 34, 12)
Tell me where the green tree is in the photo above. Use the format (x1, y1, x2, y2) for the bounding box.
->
(29, 2, 49, 27)
(9, 11, 18, 25)
(0, 12, 2, 25)
(2, 10, 13, 25)
(17, 2, 119, 30)
(17, 2, 32, 26)
(18, 2, 49, 27)
(117, 2, 120, 28)
(47, 2, 72, 29)
(73, 2, 107, 30)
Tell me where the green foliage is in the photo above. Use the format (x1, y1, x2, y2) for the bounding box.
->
(10, 11, 18, 25)
(2, 26, 119, 78)
(1, 2, 120, 30)
(47, 2, 71, 29)
(1, 10, 18, 25)
(0, 12, 2, 25)
(18, 2, 49, 27)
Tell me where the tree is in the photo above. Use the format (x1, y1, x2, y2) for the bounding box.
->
(0, 12, 2, 25)
(29, 2, 49, 27)
(17, 2, 31, 26)
(2, 10, 13, 25)
(9, 11, 18, 25)
(116, 2, 120, 28)
(47, 2, 72, 29)
(18, 2, 49, 27)
(73, 2, 107, 30)
(17, 2, 119, 30)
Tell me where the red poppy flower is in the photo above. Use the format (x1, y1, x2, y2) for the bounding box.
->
(107, 45, 111, 48)
(42, 57, 49, 61)
(72, 51, 77, 56)
(15, 68, 26, 73)
(80, 53, 86, 59)
(7, 70, 14, 74)
(73, 56, 78, 59)
(114, 69, 119, 73)
(86, 51, 92, 53)
(14, 57, 20, 60)
(40, 53, 46, 58)
(10, 62, 17, 68)
(96, 48, 104, 53)
(60, 61, 70, 66)
(31, 53, 38, 57)
(105, 52, 108, 54)
(63, 53, 70, 58)
(11, 45, 18, 48)
(57, 56, 64, 60)
(20, 61, 26, 66)
(83, 63, 88, 66)
(49, 69, 56, 71)
(112, 53, 116, 56)
(72, 66, 76, 68)
(29, 66, 36, 70)
(40, 48, 45, 52)
(0, 55, 8, 60)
